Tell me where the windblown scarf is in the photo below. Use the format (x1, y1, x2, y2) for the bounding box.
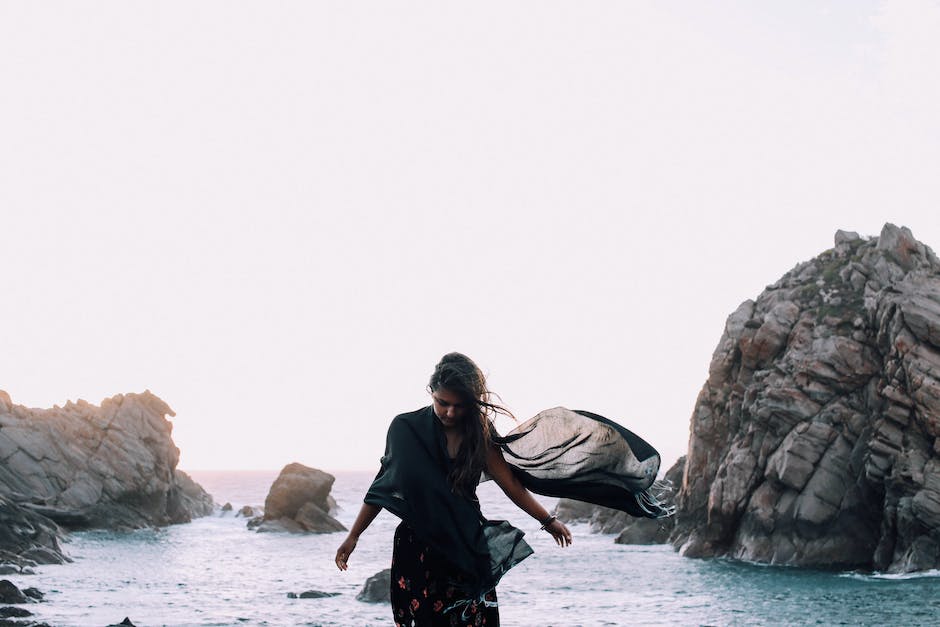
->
(492, 407, 672, 518)
(364, 405, 669, 599)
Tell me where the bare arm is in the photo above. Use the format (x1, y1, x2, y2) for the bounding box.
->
(486, 442, 572, 547)
(335, 502, 381, 570)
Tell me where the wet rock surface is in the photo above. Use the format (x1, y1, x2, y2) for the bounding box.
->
(672, 225, 940, 572)
(356, 568, 391, 603)
(0, 581, 29, 605)
(249, 463, 346, 533)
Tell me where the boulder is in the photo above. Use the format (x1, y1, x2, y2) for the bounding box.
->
(356, 569, 391, 603)
(251, 463, 345, 533)
(295, 502, 346, 533)
(19, 590, 41, 602)
(672, 225, 940, 573)
(0, 582, 27, 605)
(0, 607, 32, 618)
(615, 518, 675, 545)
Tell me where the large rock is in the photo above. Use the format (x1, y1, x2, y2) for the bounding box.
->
(251, 463, 345, 533)
(356, 568, 391, 603)
(672, 224, 940, 573)
(0, 581, 29, 605)
(0, 390, 213, 565)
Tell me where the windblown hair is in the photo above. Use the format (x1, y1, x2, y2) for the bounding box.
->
(428, 352, 513, 498)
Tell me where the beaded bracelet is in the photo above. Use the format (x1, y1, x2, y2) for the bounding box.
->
(539, 515, 557, 530)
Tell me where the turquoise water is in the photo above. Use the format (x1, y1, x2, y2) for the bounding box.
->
(6, 471, 940, 626)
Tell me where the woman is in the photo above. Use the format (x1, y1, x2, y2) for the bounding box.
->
(335, 352, 572, 626)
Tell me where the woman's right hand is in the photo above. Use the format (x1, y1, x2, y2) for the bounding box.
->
(544, 519, 573, 547)
(335, 535, 358, 571)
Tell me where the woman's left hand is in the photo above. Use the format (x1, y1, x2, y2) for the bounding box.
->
(544, 519, 572, 547)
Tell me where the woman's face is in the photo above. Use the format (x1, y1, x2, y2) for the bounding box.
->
(431, 388, 469, 429)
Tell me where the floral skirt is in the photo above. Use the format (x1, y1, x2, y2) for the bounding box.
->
(390, 522, 499, 627)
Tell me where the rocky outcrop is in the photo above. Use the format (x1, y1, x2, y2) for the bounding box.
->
(672, 225, 940, 572)
(249, 463, 345, 533)
(554, 456, 684, 542)
(0, 390, 213, 566)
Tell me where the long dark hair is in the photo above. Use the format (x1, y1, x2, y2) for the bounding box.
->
(428, 352, 513, 498)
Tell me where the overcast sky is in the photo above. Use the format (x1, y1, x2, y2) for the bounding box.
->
(2, 1, 938, 473)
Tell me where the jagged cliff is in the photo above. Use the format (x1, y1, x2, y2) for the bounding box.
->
(672, 224, 940, 572)
(0, 390, 213, 568)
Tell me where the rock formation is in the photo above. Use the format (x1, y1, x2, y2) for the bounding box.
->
(0, 390, 213, 567)
(672, 224, 940, 572)
(249, 463, 345, 533)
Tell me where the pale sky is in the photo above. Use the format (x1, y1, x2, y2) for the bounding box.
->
(2, 1, 938, 473)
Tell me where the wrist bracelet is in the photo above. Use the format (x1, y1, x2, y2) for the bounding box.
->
(539, 515, 557, 530)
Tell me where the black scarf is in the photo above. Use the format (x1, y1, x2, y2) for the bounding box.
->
(492, 407, 670, 518)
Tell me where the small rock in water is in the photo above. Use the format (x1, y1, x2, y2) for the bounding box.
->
(292, 590, 340, 599)
(260, 463, 346, 532)
(0, 606, 33, 618)
(356, 569, 391, 603)
(105, 618, 137, 627)
(299, 590, 340, 599)
(236, 505, 256, 518)
(0, 566, 18, 576)
(221, 502, 233, 512)
(21, 588, 43, 601)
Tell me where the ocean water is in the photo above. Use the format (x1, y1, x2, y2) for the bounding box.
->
(7, 470, 940, 627)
